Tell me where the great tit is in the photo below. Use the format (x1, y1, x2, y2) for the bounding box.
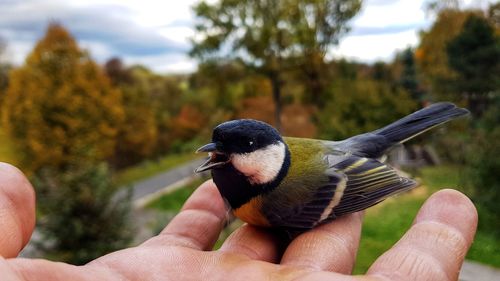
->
(195, 102, 468, 233)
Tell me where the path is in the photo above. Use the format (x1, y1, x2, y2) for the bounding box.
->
(113, 158, 207, 207)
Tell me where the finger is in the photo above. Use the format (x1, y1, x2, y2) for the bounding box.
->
(7, 257, 118, 281)
(368, 189, 478, 281)
(281, 211, 364, 273)
(142, 180, 227, 250)
(218, 224, 281, 263)
(0, 163, 36, 258)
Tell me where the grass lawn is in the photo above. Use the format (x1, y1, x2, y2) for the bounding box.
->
(0, 126, 19, 166)
(114, 153, 202, 187)
(354, 165, 500, 273)
(147, 176, 206, 212)
(147, 165, 500, 271)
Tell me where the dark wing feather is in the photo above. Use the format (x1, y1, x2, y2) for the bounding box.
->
(327, 156, 417, 218)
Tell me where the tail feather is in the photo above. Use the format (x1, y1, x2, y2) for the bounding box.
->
(372, 102, 469, 144)
(342, 102, 469, 158)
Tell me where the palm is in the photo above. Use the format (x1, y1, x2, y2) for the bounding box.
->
(0, 163, 477, 281)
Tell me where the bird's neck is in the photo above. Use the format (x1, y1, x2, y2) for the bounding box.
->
(211, 144, 291, 209)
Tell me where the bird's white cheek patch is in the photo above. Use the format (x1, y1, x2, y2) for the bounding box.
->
(232, 142, 286, 185)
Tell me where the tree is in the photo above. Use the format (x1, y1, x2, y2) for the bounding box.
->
(190, 60, 248, 110)
(488, 2, 500, 29)
(416, 9, 477, 101)
(397, 48, 425, 103)
(127, 66, 187, 155)
(1, 24, 124, 171)
(317, 78, 416, 140)
(446, 14, 500, 115)
(33, 163, 133, 264)
(288, 0, 361, 106)
(191, 0, 361, 130)
(424, 0, 462, 17)
(463, 98, 500, 238)
(0, 37, 11, 110)
(1, 25, 133, 264)
(105, 58, 158, 167)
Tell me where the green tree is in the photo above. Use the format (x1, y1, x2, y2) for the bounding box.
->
(190, 60, 248, 110)
(1, 24, 124, 171)
(371, 61, 392, 82)
(317, 78, 416, 140)
(288, 0, 361, 106)
(463, 98, 500, 237)
(446, 14, 500, 115)
(34, 163, 133, 264)
(191, 0, 361, 130)
(398, 48, 425, 102)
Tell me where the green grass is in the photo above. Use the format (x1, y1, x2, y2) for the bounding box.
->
(114, 153, 202, 187)
(353, 165, 500, 273)
(0, 126, 19, 166)
(147, 177, 206, 212)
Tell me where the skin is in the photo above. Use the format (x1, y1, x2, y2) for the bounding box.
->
(0, 162, 478, 281)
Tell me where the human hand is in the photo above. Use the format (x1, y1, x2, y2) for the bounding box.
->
(0, 162, 477, 280)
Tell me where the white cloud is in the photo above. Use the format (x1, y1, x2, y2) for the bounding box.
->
(124, 53, 197, 74)
(354, 0, 426, 28)
(158, 26, 195, 45)
(331, 29, 420, 62)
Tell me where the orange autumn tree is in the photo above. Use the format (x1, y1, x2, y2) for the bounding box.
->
(2, 24, 132, 264)
(2, 23, 124, 171)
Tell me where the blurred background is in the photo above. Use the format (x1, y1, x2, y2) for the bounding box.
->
(0, 0, 498, 276)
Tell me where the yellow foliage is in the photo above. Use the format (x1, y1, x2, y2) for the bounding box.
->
(416, 9, 481, 97)
(1, 24, 124, 171)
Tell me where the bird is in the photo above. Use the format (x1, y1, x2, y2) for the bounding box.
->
(195, 102, 469, 233)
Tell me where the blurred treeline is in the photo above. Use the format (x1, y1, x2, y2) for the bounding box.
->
(0, 1, 498, 264)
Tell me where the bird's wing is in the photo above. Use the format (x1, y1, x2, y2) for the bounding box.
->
(263, 153, 416, 231)
(325, 155, 417, 218)
(262, 168, 346, 230)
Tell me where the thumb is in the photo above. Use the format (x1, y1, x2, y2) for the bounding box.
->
(0, 163, 36, 258)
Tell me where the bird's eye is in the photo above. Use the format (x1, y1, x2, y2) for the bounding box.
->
(249, 141, 254, 146)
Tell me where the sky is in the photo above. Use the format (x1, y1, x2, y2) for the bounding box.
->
(0, 0, 491, 73)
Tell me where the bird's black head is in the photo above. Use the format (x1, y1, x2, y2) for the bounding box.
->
(213, 119, 282, 154)
(195, 119, 283, 172)
(195, 119, 291, 210)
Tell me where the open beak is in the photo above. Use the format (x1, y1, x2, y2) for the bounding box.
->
(195, 143, 230, 173)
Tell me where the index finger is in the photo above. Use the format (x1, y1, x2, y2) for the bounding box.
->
(142, 180, 228, 250)
(281, 212, 363, 274)
(367, 189, 478, 281)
